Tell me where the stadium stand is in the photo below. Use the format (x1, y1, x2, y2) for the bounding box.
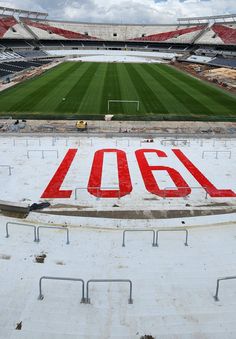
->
(0, 15, 33, 39)
(196, 23, 236, 45)
(0, 68, 11, 77)
(0, 51, 22, 60)
(0, 39, 34, 48)
(0, 59, 52, 78)
(184, 55, 236, 69)
(208, 57, 236, 69)
(186, 55, 215, 64)
(212, 24, 236, 44)
(21, 18, 98, 40)
(132, 25, 207, 43)
(0, 12, 235, 79)
(16, 49, 48, 58)
(20, 18, 207, 44)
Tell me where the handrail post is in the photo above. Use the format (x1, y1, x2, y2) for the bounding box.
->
(86, 280, 89, 304)
(0, 165, 12, 176)
(38, 276, 85, 303)
(66, 228, 69, 244)
(156, 231, 159, 247)
(122, 230, 156, 247)
(155, 229, 189, 247)
(36, 226, 70, 244)
(129, 280, 133, 304)
(213, 276, 236, 301)
(164, 186, 208, 200)
(85, 279, 133, 304)
(122, 231, 126, 247)
(6, 222, 37, 242)
(185, 230, 189, 246)
(214, 279, 220, 301)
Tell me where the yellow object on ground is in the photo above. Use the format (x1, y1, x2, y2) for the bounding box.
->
(76, 120, 88, 131)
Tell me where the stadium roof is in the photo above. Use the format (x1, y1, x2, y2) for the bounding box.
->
(178, 14, 236, 24)
(0, 6, 48, 19)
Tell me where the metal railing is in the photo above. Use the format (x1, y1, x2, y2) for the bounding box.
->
(202, 150, 231, 159)
(75, 187, 99, 200)
(163, 186, 208, 199)
(75, 139, 93, 146)
(156, 229, 189, 247)
(214, 276, 236, 301)
(122, 229, 156, 247)
(38, 276, 85, 303)
(6, 222, 37, 241)
(115, 139, 130, 147)
(212, 139, 228, 147)
(36, 226, 69, 244)
(161, 139, 190, 146)
(75, 186, 121, 200)
(0, 115, 12, 120)
(85, 279, 133, 304)
(13, 138, 41, 147)
(140, 139, 155, 146)
(27, 149, 59, 159)
(0, 165, 13, 176)
(52, 137, 68, 146)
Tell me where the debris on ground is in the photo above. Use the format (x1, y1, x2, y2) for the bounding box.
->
(30, 202, 51, 211)
(35, 253, 47, 264)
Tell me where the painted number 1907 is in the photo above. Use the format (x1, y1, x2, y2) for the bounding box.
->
(41, 148, 236, 199)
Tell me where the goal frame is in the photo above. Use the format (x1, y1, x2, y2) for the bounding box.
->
(107, 100, 140, 113)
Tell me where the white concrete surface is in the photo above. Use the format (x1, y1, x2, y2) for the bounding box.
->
(67, 55, 166, 63)
(0, 213, 236, 338)
(0, 136, 235, 211)
(47, 49, 181, 61)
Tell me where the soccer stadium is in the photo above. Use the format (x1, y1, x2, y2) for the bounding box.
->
(0, 3, 236, 339)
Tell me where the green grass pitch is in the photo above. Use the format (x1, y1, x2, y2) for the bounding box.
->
(0, 61, 235, 120)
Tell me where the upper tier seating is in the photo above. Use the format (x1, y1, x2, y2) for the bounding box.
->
(0, 16, 33, 39)
(196, 23, 236, 45)
(0, 17, 234, 46)
(132, 25, 206, 44)
(21, 18, 98, 40)
(21, 18, 206, 44)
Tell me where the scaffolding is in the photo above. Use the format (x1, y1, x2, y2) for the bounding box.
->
(0, 6, 48, 19)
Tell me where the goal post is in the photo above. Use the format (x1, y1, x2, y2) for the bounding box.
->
(108, 100, 140, 113)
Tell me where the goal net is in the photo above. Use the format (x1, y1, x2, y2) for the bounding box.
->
(107, 100, 140, 113)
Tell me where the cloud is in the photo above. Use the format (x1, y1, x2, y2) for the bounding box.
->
(0, 0, 235, 24)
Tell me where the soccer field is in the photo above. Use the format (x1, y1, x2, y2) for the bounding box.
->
(0, 61, 235, 120)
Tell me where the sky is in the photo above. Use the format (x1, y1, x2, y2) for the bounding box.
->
(0, 0, 235, 24)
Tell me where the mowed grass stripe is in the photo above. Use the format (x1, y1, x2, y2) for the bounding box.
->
(56, 63, 99, 113)
(125, 63, 168, 114)
(153, 65, 215, 115)
(33, 62, 86, 113)
(138, 64, 191, 115)
(116, 63, 140, 115)
(78, 63, 108, 114)
(164, 65, 236, 110)
(159, 65, 236, 114)
(8, 63, 79, 112)
(0, 62, 68, 110)
(0, 61, 235, 119)
(144, 63, 206, 115)
(99, 63, 123, 114)
(98, 63, 109, 114)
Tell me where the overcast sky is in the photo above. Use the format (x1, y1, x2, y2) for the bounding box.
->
(0, 0, 235, 24)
